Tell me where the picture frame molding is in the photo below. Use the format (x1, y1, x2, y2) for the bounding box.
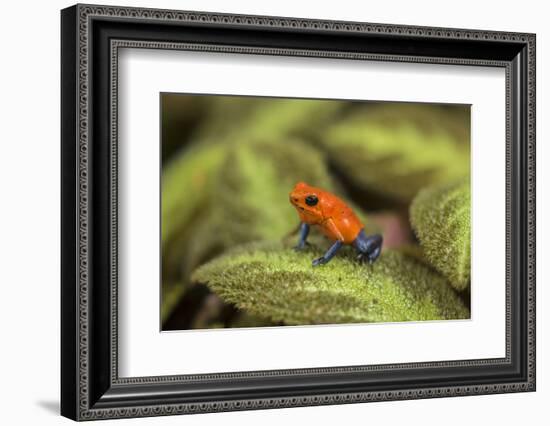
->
(61, 3, 536, 421)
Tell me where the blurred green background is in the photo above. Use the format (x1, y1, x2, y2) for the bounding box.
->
(161, 94, 471, 330)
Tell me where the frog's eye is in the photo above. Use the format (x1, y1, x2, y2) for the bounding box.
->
(305, 195, 318, 206)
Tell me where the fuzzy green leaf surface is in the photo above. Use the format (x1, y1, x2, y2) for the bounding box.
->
(194, 97, 346, 145)
(320, 104, 470, 202)
(161, 144, 228, 322)
(192, 241, 469, 325)
(162, 143, 226, 244)
(410, 178, 471, 290)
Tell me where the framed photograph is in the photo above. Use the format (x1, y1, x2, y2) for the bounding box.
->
(61, 4, 536, 421)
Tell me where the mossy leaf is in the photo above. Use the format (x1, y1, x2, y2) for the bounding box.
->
(192, 241, 469, 325)
(161, 144, 228, 322)
(195, 97, 346, 144)
(410, 178, 471, 290)
(162, 143, 227, 244)
(320, 103, 470, 202)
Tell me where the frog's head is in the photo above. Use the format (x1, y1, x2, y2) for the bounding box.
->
(289, 182, 324, 223)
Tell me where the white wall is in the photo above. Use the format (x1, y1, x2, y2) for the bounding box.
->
(0, 0, 546, 424)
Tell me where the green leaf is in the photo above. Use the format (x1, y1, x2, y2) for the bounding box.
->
(195, 97, 346, 144)
(192, 241, 469, 325)
(161, 144, 228, 323)
(410, 178, 471, 290)
(162, 143, 227, 244)
(320, 103, 470, 202)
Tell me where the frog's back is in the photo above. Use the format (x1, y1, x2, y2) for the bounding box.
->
(319, 191, 364, 243)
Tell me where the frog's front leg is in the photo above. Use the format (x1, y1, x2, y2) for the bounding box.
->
(312, 240, 343, 266)
(293, 222, 310, 251)
(312, 218, 344, 266)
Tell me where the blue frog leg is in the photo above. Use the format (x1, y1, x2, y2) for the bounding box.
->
(293, 222, 310, 250)
(353, 230, 383, 263)
(312, 240, 343, 267)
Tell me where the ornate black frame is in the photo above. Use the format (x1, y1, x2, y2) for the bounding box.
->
(61, 3, 536, 421)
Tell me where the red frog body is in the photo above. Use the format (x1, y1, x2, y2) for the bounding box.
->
(289, 182, 383, 266)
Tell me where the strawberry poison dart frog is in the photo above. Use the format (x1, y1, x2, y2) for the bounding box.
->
(289, 182, 383, 266)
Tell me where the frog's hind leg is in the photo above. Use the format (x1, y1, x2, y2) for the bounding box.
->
(353, 230, 383, 264)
